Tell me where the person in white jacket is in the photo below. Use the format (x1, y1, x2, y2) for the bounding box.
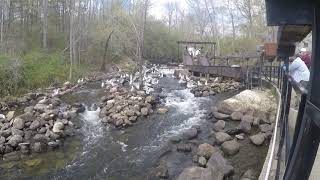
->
(289, 55, 310, 88)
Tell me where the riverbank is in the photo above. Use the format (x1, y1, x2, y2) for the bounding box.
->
(0, 66, 277, 180)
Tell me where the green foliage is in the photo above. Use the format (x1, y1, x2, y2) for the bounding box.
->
(22, 51, 69, 89)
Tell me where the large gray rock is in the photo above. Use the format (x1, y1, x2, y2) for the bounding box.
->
(213, 111, 230, 120)
(215, 132, 232, 145)
(238, 120, 252, 134)
(6, 111, 15, 121)
(231, 111, 243, 121)
(197, 143, 216, 159)
(157, 108, 168, 114)
(259, 124, 273, 133)
(13, 117, 25, 130)
(213, 120, 226, 132)
(33, 134, 49, 143)
(29, 120, 41, 130)
(241, 115, 254, 124)
(3, 151, 21, 161)
(177, 166, 220, 180)
(8, 135, 23, 147)
(32, 142, 45, 153)
(11, 128, 24, 136)
(0, 136, 6, 144)
(207, 151, 234, 178)
(0, 130, 11, 138)
(52, 121, 64, 133)
(141, 107, 149, 116)
(217, 99, 242, 115)
(221, 140, 240, 156)
(183, 128, 198, 140)
(198, 156, 207, 167)
(249, 133, 266, 146)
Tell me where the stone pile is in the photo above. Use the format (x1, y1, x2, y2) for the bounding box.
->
(0, 95, 85, 161)
(99, 86, 159, 128)
(210, 90, 276, 147)
(191, 79, 243, 97)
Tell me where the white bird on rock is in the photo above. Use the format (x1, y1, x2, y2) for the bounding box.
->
(197, 81, 202, 86)
(186, 75, 190, 81)
(205, 80, 208, 86)
(214, 77, 219, 83)
(101, 82, 105, 88)
(0, 114, 5, 119)
(53, 89, 60, 96)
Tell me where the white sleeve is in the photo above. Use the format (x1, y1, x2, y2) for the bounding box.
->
(289, 59, 300, 73)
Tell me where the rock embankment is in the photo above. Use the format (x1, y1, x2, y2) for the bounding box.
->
(98, 85, 163, 128)
(0, 94, 84, 161)
(191, 79, 243, 97)
(172, 89, 277, 180)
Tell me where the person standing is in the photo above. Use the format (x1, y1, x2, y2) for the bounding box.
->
(289, 54, 310, 88)
(299, 48, 311, 69)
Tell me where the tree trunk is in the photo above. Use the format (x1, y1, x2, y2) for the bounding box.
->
(42, 0, 48, 49)
(100, 30, 114, 72)
(69, 0, 74, 80)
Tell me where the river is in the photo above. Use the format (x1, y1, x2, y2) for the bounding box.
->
(0, 68, 268, 180)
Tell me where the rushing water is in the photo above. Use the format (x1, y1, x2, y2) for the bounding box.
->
(0, 68, 269, 180)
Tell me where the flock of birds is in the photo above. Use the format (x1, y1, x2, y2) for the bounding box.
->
(100, 65, 165, 95)
(177, 73, 219, 88)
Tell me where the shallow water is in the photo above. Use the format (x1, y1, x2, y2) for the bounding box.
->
(0, 69, 269, 180)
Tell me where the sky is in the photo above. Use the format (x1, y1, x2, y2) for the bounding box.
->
(150, 0, 187, 19)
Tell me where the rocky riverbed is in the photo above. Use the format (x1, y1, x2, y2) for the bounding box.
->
(0, 66, 277, 180)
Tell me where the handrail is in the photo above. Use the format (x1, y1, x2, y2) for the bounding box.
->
(264, 82, 282, 180)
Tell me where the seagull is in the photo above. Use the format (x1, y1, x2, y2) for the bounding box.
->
(186, 75, 190, 81)
(53, 89, 60, 96)
(101, 82, 105, 88)
(129, 74, 133, 85)
(38, 97, 47, 104)
(130, 85, 135, 92)
(0, 114, 5, 119)
(197, 81, 202, 86)
(214, 77, 219, 83)
(205, 80, 208, 86)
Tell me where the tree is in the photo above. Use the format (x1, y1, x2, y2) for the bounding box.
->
(42, 0, 48, 49)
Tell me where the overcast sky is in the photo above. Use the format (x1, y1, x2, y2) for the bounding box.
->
(150, 0, 187, 19)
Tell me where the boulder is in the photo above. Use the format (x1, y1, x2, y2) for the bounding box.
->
(213, 120, 225, 132)
(238, 120, 252, 134)
(241, 169, 256, 180)
(169, 136, 182, 144)
(156, 162, 169, 179)
(8, 135, 23, 147)
(213, 111, 230, 120)
(3, 151, 21, 161)
(34, 103, 47, 112)
(207, 151, 234, 178)
(157, 108, 168, 114)
(0, 130, 12, 138)
(6, 111, 15, 121)
(198, 156, 207, 167)
(52, 122, 64, 133)
(217, 99, 242, 115)
(221, 140, 240, 156)
(215, 132, 232, 145)
(29, 120, 41, 130)
(183, 128, 198, 140)
(259, 124, 273, 133)
(32, 142, 45, 153)
(235, 133, 245, 140)
(13, 117, 25, 130)
(177, 166, 219, 180)
(11, 128, 24, 136)
(231, 111, 243, 121)
(0, 136, 6, 144)
(141, 107, 149, 116)
(197, 143, 216, 159)
(33, 134, 49, 143)
(242, 115, 254, 124)
(249, 133, 266, 146)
